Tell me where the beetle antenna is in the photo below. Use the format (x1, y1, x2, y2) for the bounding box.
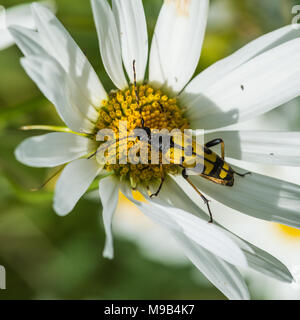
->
(133, 60, 145, 128)
(30, 167, 64, 192)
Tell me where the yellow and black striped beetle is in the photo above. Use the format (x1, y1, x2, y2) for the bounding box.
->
(131, 61, 251, 223)
(91, 61, 251, 223)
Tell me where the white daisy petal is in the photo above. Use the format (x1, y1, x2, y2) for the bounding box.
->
(15, 133, 96, 168)
(8, 26, 46, 56)
(149, 0, 209, 93)
(91, 0, 128, 90)
(4, 3, 34, 29)
(244, 244, 294, 283)
(146, 205, 248, 267)
(182, 39, 300, 130)
(31, 3, 107, 107)
(157, 176, 293, 283)
(21, 55, 96, 133)
(54, 158, 102, 216)
(112, 0, 148, 83)
(184, 24, 300, 93)
(0, 29, 15, 51)
(99, 176, 119, 259)
(124, 190, 247, 268)
(205, 131, 300, 167)
(122, 181, 252, 297)
(190, 166, 300, 228)
(141, 181, 254, 298)
(0, 2, 35, 50)
(172, 231, 250, 300)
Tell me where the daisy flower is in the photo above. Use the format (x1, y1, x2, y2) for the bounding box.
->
(0, 1, 56, 51)
(10, 0, 300, 300)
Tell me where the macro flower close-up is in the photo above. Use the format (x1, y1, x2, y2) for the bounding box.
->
(2, 0, 300, 302)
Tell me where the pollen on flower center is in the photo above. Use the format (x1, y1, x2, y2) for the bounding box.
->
(95, 84, 190, 188)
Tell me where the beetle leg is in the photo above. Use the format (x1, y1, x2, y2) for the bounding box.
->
(205, 138, 225, 160)
(205, 139, 251, 178)
(150, 164, 165, 198)
(233, 170, 251, 177)
(182, 169, 213, 223)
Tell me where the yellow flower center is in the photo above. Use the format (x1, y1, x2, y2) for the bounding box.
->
(95, 84, 190, 188)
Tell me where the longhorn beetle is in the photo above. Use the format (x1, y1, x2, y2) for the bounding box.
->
(90, 61, 251, 223)
(131, 61, 251, 223)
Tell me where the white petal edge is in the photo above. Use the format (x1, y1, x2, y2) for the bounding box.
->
(123, 182, 251, 299)
(21, 55, 96, 133)
(0, 29, 15, 51)
(0, 2, 35, 51)
(189, 166, 300, 229)
(0, 5, 15, 50)
(149, 0, 209, 93)
(121, 183, 248, 268)
(183, 24, 300, 94)
(31, 3, 107, 107)
(15, 133, 96, 168)
(0, 1, 56, 50)
(112, 0, 148, 83)
(54, 158, 102, 216)
(99, 176, 119, 259)
(91, 0, 128, 90)
(182, 39, 300, 130)
(205, 131, 300, 167)
(8, 25, 47, 56)
(151, 175, 294, 283)
(4, 3, 33, 30)
(172, 231, 250, 300)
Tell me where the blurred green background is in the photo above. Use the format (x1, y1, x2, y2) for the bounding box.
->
(0, 0, 300, 300)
